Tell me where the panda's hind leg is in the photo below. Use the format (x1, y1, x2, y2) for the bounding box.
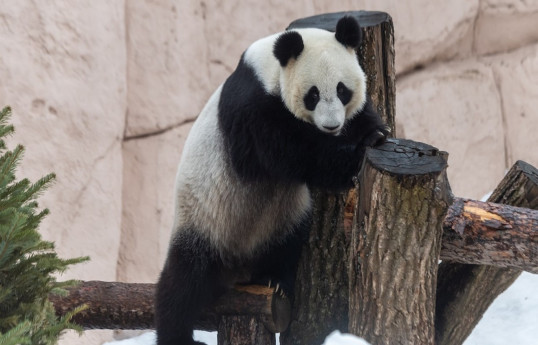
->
(155, 229, 224, 345)
(249, 217, 310, 300)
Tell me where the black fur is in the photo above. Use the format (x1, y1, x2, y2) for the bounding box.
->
(273, 31, 304, 66)
(155, 230, 223, 345)
(303, 86, 320, 111)
(335, 16, 362, 49)
(337, 82, 353, 106)
(155, 220, 309, 345)
(218, 57, 387, 190)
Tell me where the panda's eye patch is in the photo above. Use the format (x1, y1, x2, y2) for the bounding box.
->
(337, 82, 352, 105)
(304, 86, 320, 111)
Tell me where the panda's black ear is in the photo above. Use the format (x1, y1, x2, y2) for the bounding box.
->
(335, 16, 362, 49)
(273, 31, 304, 67)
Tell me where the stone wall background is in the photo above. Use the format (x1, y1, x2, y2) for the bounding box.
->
(0, 1, 537, 344)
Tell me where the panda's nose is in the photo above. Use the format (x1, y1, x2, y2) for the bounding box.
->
(323, 124, 339, 131)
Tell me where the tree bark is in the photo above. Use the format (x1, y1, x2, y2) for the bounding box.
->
(49, 281, 289, 332)
(349, 139, 450, 345)
(280, 11, 395, 345)
(441, 197, 538, 271)
(436, 160, 538, 345)
(218, 316, 275, 345)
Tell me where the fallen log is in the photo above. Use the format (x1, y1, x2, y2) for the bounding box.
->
(49, 281, 289, 333)
(441, 197, 538, 273)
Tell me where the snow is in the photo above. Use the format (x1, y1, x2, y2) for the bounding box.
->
(103, 333, 155, 345)
(322, 331, 371, 345)
(103, 272, 538, 345)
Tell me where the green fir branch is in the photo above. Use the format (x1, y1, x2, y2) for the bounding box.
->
(0, 106, 89, 344)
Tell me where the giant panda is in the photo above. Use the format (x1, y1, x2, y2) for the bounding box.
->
(155, 16, 388, 345)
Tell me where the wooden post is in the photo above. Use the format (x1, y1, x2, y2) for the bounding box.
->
(349, 139, 450, 345)
(280, 11, 395, 345)
(436, 160, 538, 345)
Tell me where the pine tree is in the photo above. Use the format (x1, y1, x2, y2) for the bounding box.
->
(0, 106, 89, 344)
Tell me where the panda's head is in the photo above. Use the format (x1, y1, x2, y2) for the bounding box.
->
(273, 16, 367, 135)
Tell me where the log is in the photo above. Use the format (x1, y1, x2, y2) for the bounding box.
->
(441, 197, 538, 272)
(436, 160, 538, 345)
(280, 11, 396, 345)
(48, 281, 290, 333)
(349, 138, 450, 345)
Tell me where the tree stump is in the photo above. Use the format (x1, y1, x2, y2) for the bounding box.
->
(280, 11, 395, 345)
(349, 139, 450, 345)
(436, 160, 538, 345)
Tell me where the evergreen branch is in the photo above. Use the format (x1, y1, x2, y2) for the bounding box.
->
(0, 106, 88, 344)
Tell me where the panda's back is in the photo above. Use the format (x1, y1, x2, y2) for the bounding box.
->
(173, 86, 311, 258)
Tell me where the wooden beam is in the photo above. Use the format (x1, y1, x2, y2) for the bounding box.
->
(441, 197, 538, 273)
(49, 281, 290, 333)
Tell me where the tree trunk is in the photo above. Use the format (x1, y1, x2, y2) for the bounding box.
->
(348, 139, 450, 345)
(280, 11, 395, 345)
(436, 160, 538, 345)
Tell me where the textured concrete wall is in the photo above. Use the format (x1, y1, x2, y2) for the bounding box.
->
(0, 1, 537, 344)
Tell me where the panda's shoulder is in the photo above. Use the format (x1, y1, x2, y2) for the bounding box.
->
(238, 33, 282, 94)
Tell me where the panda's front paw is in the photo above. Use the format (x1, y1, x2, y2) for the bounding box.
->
(364, 125, 390, 147)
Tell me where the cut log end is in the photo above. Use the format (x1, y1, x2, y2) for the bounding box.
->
(287, 11, 391, 30)
(366, 138, 448, 176)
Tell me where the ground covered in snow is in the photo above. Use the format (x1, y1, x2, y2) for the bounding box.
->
(104, 272, 538, 345)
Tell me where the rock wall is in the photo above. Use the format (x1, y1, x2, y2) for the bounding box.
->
(0, 1, 537, 344)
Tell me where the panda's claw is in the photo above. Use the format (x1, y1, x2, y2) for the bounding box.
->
(267, 280, 272, 288)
